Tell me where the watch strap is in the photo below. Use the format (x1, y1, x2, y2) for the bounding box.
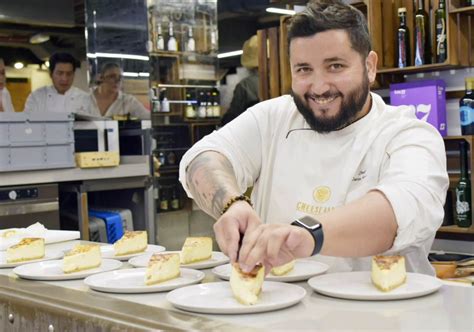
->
(291, 218, 324, 256)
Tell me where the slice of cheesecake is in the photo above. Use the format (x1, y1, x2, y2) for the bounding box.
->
(144, 253, 181, 285)
(6, 238, 45, 263)
(230, 263, 265, 305)
(113, 231, 148, 256)
(180, 237, 212, 264)
(371, 255, 407, 292)
(271, 260, 295, 276)
(63, 244, 102, 274)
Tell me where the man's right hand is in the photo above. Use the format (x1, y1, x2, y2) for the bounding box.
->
(213, 200, 262, 263)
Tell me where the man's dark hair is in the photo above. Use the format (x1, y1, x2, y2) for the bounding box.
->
(49, 52, 80, 74)
(287, 0, 371, 58)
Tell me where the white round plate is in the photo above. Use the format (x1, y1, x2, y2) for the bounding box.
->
(13, 259, 122, 281)
(100, 244, 166, 261)
(167, 281, 306, 314)
(212, 260, 329, 282)
(84, 268, 204, 293)
(308, 271, 443, 300)
(0, 249, 63, 268)
(129, 251, 229, 270)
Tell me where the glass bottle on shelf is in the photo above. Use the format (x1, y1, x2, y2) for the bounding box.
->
(167, 21, 178, 52)
(171, 186, 180, 210)
(455, 141, 472, 228)
(166, 150, 177, 166)
(212, 89, 220, 117)
(206, 90, 213, 118)
(160, 89, 170, 113)
(414, 0, 429, 66)
(185, 91, 196, 118)
(186, 26, 196, 52)
(197, 91, 207, 118)
(158, 150, 166, 166)
(159, 187, 170, 212)
(435, 0, 447, 63)
(156, 22, 165, 51)
(397, 7, 410, 68)
(210, 27, 218, 53)
(460, 77, 474, 135)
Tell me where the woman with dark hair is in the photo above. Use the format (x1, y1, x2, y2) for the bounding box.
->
(89, 62, 150, 120)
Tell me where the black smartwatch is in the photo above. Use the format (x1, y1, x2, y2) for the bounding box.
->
(291, 216, 324, 256)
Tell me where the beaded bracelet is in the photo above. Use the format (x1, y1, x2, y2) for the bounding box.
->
(221, 194, 253, 215)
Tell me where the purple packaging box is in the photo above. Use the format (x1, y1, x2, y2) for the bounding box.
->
(390, 79, 447, 136)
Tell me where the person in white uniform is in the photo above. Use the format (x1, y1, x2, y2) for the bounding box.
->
(89, 62, 150, 120)
(23, 52, 89, 114)
(179, 0, 449, 275)
(0, 58, 15, 113)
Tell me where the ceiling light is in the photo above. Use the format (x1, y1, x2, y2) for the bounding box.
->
(14, 62, 24, 69)
(44, 60, 50, 68)
(217, 50, 243, 59)
(87, 52, 149, 61)
(266, 7, 296, 15)
(29, 33, 50, 44)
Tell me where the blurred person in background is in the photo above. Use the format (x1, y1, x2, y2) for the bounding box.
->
(23, 52, 89, 114)
(221, 35, 259, 126)
(0, 58, 15, 113)
(89, 62, 150, 120)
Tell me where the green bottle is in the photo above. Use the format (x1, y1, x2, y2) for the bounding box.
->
(435, 0, 447, 63)
(455, 141, 472, 227)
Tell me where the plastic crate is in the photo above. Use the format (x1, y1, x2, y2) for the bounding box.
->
(89, 209, 124, 244)
(90, 206, 134, 231)
(89, 217, 108, 243)
(0, 112, 75, 172)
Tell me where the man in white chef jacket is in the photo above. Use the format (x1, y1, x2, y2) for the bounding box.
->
(0, 58, 15, 113)
(23, 52, 89, 114)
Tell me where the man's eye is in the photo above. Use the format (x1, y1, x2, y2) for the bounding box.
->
(296, 67, 311, 73)
(330, 64, 344, 70)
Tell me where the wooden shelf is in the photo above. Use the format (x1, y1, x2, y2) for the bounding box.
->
(437, 224, 474, 241)
(377, 63, 460, 75)
(183, 118, 220, 124)
(449, 6, 474, 14)
(438, 224, 474, 234)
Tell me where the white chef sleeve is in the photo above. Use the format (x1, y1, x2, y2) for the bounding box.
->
(374, 123, 449, 252)
(179, 107, 263, 199)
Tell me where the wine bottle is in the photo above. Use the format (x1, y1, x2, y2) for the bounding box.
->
(186, 26, 196, 52)
(167, 22, 178, 52)
(455, 141, 472, 228)
(397, 7, 410, 68)
(414, 0, 429, 66)
(435, 0, 447, 63)
(460, 77, 474, 135)
(156, 23, 165, 51)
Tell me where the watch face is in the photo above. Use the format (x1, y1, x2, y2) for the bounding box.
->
(299, 216, 321, 229)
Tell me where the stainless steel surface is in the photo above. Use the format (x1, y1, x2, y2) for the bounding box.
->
(0, 241, 472, 332)
(0, 184, 60, 229)
(0, 201, 58, 216)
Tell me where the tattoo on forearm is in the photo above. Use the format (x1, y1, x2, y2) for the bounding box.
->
(186, 152, 240, 218)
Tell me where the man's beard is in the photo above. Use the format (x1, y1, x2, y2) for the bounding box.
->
(292, 73, 370, 133)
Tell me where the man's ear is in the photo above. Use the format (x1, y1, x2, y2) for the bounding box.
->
(366, 51, 378, 84)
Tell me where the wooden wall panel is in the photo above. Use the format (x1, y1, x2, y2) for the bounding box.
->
(268, 27, 280, 99)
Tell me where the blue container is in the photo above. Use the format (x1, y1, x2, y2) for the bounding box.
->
(89, 209, 124, 244)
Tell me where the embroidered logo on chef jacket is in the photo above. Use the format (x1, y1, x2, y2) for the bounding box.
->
(352, 169, 367, 182)
(313, 186, 331, 203)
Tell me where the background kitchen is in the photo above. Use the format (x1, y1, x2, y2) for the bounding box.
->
(0, 0, 472, 264)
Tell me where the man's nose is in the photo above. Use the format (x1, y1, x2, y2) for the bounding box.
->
(307, 72, 331, 96)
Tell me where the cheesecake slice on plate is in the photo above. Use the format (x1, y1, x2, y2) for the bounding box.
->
(113, 231, 148, 256)
(180, 237, 212, 264)
(271, 260, 295, 276)
(371, 255, 407, 292)
(63, 244, 102, 273)
(145, 253, 181, 285)
(230, 263, 264, 305)
(6, 238, 45, 263)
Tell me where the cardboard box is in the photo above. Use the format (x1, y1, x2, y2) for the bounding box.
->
(390, 79, 447, 136)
